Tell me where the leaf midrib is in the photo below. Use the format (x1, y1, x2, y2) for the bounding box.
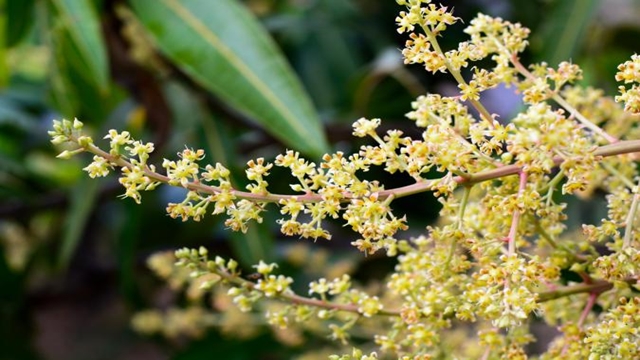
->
(161, 0, 315, 142)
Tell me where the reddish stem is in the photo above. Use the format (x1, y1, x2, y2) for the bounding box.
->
(578, 292, 598, 328)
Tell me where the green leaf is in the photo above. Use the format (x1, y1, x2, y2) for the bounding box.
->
(130, 0, 330, 158)
(0, 0, 8, 86)
(49, 25, 80, 117)
(6, 0, 36, 47)
(0, 96, 37, 130)
(536, 0, 599, 66)
(49, 22, 118, 119)
(58, 176, 99, 270)
(50, 0, 109, 92)
(115, 203, 141, 303)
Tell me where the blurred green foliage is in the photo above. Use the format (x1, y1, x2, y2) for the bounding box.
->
(1, 0, 639, 359)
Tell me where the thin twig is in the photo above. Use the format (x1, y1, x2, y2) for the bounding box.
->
(77, 137, 640, 205)
(507, 172, 528, 255)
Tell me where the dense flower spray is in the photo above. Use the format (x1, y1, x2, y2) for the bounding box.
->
(50, 0, 640, 358)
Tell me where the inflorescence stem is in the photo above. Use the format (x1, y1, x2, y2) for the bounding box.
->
(67, 129, 640, 319)
(203, 260, 400, 317)
(78, 135, 640, 206)
(206, 256, 636, 319)
(421, 24, 495, 126)
(536, 278, 636, 302)
(508, 54, 618, 144)
(623, 190, 640, 248)
(507, 171, 528, 255)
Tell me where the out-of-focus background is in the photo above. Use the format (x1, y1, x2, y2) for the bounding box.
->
(1, 0, 639, 359)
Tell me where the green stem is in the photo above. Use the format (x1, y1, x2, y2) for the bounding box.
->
(507, 172, 527, 255)
(533, 218, 587, 262)
(553, 94, 619, 143)
(534, 219, 559, 250)
(426, 111, 499, 167)
(507, 53, 618, 143)
(422, 25, 494, 126)
(446, 185, 472, 268)
(538, 169, 564, 198)
(371, 133, 409, 172)
(623, 191, 640, 248)
(457, 186, 472, 229)
(600, 161, 635, 189)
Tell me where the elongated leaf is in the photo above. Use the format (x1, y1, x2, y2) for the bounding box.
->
(130, 0, 330, 158)
(49, 25, 80, 116)
(116, 203, 141, 302)
(536, 0, 598, 66)
(0, 0, 7, 86)
(6, 0, 36, 47)
(51, 0, 109, 92)
(0, 97, 36, 130)
(58, 176, 99, 270)
(49, 23, 117, 119)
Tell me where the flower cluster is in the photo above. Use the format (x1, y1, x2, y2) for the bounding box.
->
(49, 0, 640, 358)
(585, 297, 640, 358)
(615, 54, 640, 113)
(49, 119, 160, 203)
(167, 246, 396, 349)
(465, 254, 559, 328)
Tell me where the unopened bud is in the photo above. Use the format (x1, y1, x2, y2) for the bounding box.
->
(73, 118, 84, 129)
(56, 150, 73, 159)
(77, 136, 93, 147)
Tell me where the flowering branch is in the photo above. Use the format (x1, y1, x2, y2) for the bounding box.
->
(51, 1, 640, 357)
(536, 278, 637, 302)
(176, 246, 635, 324)
(61, 126, 640, 205)
(176, 247, 396, 318)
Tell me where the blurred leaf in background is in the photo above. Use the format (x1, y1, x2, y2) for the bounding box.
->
(1, 0, 639, 359)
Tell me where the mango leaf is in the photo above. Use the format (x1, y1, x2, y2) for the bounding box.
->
(49, 25, 80, 116)
(536, 0, 598, 66)
(115, 203, 141, 303)
(0, 0, 7, 86)
(130, 0, 330, 158)
(6, 0, 36, 47)
(58, 176, 99, 270)
(50, 0, 109, 92)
